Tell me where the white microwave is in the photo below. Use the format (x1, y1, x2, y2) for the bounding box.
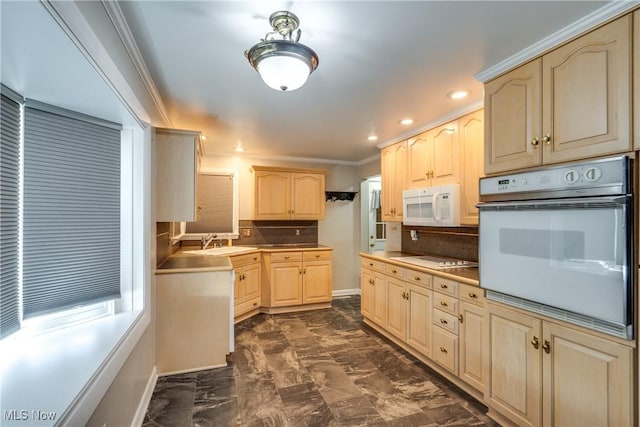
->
(402, 184, 461, 226)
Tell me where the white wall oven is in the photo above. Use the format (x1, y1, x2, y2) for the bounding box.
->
(478, 156, 634, 339)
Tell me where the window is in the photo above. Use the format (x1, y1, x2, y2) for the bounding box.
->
(0, 88, 128, 339)
(183, 169, 239, 240)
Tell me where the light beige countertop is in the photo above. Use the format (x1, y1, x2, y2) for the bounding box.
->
(360, 251, 479, 286)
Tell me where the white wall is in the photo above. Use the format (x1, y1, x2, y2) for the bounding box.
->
(202, 155, 361, 294)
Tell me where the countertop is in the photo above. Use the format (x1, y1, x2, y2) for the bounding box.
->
(156, 244, 332, 273)
(361, 251, 479, 286)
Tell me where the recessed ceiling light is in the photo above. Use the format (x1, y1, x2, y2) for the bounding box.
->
(234, 142, 245, 152)
(201, 135, 208, 140)
(399, 118, 414, 125)
(367, 135, 378, 141)
(448, 90, 469, 100)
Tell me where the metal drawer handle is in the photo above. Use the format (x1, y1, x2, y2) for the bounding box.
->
(468, 292, 477, 298)
(440, 284, 448, 289)
(414, 276, 420, 281)
(392, 269, 397, 273)
(440, 347, 448, 354)
(315, 254, 321, 258)
(284, 256, 290, 259)
(440, 301, 448, 307)
(458, 314, 463, 323)
(253, 302, 258, 306)
(440, 319, 448, 325)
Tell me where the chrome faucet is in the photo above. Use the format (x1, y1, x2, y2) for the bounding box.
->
(201, 233, 217, 250)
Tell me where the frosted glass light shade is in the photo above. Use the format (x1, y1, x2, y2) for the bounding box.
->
(246, 39, 319, 92)
(257, 55, 311, 92)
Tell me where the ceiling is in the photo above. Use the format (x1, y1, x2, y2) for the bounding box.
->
(1, 1, 624, 164)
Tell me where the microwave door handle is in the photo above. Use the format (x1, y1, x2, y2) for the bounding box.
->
(432, 192, 440, 221)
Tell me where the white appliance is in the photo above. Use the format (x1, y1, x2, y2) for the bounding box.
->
(478, 156, 633, 339)
(402, 184, 461, 226)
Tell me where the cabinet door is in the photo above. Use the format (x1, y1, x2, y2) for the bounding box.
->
(407, 134, 430, 189)
(381, 141, 407, 221)
(542, 15, 631, 164)
(542, 322, 633, 427)
(254, 170, 291, 219)
(484, 59, 542, 174)
(243, 263, 261, 301)
(302, 260, 332, 304)
(432, 326, 458, 375)
(459, 110, 483, 225)
(371, 272, 387, 326)
(386, 277, 407, 340)
(155, 129, 200, 222)
(430, 121, 459, 185)
(360, 268, 374, 319)
(406, 283, 432, 357)
(485, 302, 542, 427)
(291, 173, 325, 219)
(270, 262, 302, 306)
(634, 10, 640, 151)
(459, 301, 485, 393)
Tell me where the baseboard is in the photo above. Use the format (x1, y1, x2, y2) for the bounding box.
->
(332, 288, 361, 298)
(132, 366, 158, 427)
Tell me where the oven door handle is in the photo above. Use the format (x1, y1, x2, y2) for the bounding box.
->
(477, 195, 630, 211)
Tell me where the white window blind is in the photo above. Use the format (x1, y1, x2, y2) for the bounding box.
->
(22, 100, 122, 319)
(185, 172, 234, 234)
(0, 86, 22, 338)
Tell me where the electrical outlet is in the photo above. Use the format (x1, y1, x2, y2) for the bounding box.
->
(242, 229, 252, 237)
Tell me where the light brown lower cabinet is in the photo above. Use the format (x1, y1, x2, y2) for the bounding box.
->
(360, 255, 483, 398)
(230, 252, 261, 323)
(485, 301, 634, 427)
(263, 250, 333, 309)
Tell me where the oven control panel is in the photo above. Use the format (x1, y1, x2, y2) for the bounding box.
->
(480, 156, 630, 198)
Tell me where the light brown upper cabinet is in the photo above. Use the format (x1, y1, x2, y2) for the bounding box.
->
(407, 121, 460, 188)
(485, 15, 632, 174)
(253, 166, 326, 220)
(381, 140, 407, 221)
(155, 127, 202, 222)
(459, 110, 484, 225)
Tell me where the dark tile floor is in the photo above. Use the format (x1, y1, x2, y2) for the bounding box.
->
(143, 296, 499, 427)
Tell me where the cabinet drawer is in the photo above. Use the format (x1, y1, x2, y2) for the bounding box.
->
(230, 252, 260, 267)
(460, 283, 484, 306)
(303, 250, 332, 261)
(235, 295, 260, 318)
(406, 269, 432, 289)
(432, 327, 458, 375)
(434, 292, 458, 315)
(385, 264, 405, 280)
(434, 277, 459, 297)
(270, 251, 302, 262)
(433, 309, 459, 335)
(362, 258, 384, 272)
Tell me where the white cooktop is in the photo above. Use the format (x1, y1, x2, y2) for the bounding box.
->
(390, 255, 478, 270)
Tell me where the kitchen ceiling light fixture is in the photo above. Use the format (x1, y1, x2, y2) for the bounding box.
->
(399, 118, 414, 125)
(447, 90, 469, 100)
(367, 135, 378, 141)
(245, 11, 319, 92)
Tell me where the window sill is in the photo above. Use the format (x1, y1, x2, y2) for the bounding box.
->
(0, 309, 149, 426)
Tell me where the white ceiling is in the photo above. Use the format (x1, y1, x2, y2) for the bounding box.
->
(2, 1, 626, 164)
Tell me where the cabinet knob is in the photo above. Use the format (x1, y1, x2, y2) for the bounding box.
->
(531, 136, 540, 147)
(440, 318, 448, 325)
(468, 292, 477, 299)
(458, 314, 463, 323)
(253, 302, 258, 306)
(543, 340, 551, 354)
(392, 269, 397, 273)
(531, 336, 539, 349)
(440, 301, 448, 307)
(284, 256, 290, 259)
(414, 276, 420, 281)
(440, 347, 448, 354)
(440, 284, 448, 289)
(542, 133, 551, 146)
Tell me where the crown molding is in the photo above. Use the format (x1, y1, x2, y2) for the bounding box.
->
(475, 1, 640, 83)
(376, 99, 484, 150)
(101, 1, 171, 127)
(205, 150, 376, 167)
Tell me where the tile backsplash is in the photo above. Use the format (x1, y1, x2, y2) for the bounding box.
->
(401, 225, 478, 262)
(236, 220, 318, 246)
